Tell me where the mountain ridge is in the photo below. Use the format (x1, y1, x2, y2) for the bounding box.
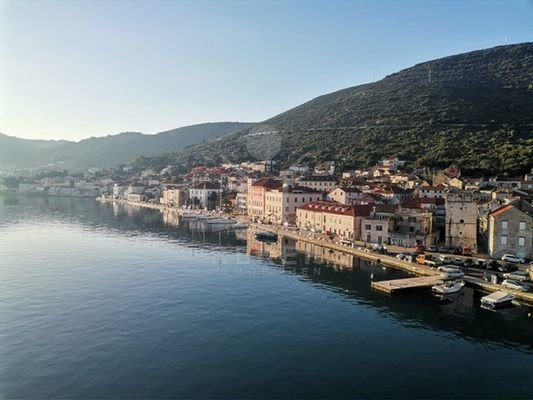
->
(133, 43, 533, 176)
(0, 122, 255, 170)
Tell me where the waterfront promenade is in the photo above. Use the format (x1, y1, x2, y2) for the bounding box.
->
(97, 197, 533, 305)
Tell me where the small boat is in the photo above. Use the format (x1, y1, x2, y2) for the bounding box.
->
(205, 218, 237, 225)
(231, 222, 248, 230)
(255, 231, 278, 242)
(480, 291, 515, 310)
(432, 280, 465, 294)
(181, 212, 198, 219)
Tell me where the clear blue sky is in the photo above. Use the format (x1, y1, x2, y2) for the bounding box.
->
(1, 0, 532, 141)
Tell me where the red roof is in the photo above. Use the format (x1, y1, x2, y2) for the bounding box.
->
(251, 177, 283, 189)
(298, 201, 371, 217)
(489, 204, 514, 217)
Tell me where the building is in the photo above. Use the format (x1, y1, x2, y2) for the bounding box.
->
(361, 215, 395, 245)
(161, 185, 188, 207)
(392, 208, 438, 247)
(377, 185, 413, 204)
(264, 185, 323, 225)
(297, 175, 337, 192)
(235, 193, 247, 214)
(487, 200, 533, 259)
(401, 197, 446, 225)
(445, 190, 478, 252)
(416, 184, 446, 199)
(247, 177, 283, 221)
(376, 157, 405, 172)
(127, 192, 146, 202)
(327, 187, 363, 205)
(296, 201, 372, 240)
(189, 182, 222, 209)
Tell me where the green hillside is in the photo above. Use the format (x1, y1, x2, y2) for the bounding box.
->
(135, 43, 533, 176)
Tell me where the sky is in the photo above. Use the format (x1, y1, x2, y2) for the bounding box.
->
(1, 0, 532, 141)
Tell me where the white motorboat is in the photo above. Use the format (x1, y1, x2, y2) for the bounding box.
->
(432, 280, 465, 294)
(231, 222, 248, 230)
(205, 218, 237, 225)
(181, 212, 199, 220)
(480, 291, 515, 310)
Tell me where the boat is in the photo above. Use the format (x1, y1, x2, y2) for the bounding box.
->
(432, 280, 465, 294)
(480, 291, 515, 310)
(231, 222, 248, 230)
(205, 217, 237, 225)
(255, 231, 278, 242)
(440, 269, 465, 280)
(181, 212, 201, 220)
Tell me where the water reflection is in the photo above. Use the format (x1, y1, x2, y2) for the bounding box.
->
(2, 195, 532, 352)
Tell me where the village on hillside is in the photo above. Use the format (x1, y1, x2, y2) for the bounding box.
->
(6, 157, 533, 262)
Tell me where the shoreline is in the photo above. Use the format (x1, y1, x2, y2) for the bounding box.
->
(97, 196, 533, 305)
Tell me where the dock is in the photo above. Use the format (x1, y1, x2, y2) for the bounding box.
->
(371, 276, 443, 294)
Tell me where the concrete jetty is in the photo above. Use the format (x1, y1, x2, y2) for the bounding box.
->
(371, 276, 443, 294)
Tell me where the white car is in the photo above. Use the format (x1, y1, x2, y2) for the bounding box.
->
(501, 254, 525, 264)
(440, 270, 465, 280)
(502, 271, 530, 282)
(501, 279, 530, 292)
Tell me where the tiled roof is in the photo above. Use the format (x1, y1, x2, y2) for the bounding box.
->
(336, 186, 361, 193)
(298, 201, 371, 217)
(489, 204, 514, 217)
(298, 175, 337, 182)
(251, 177, 283, 189)
(192, 182, 221, 190)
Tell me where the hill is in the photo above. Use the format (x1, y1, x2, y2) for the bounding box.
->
(0, 122, 254, 170)
(135, 43, 533, 176)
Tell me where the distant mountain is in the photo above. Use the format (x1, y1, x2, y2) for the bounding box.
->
(135, 43, 533, 176)
(0, 122, 255, 170)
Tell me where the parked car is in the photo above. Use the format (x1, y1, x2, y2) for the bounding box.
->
(437, 246, 450, 253)
(462, 258, 474, 268)
(440, 269, 465, 280)
(502, 271, 530, 282)
(497, 263, 519, 273)
(501, 254, 525, 264)
(415, 244, 425, 253)
(474, 259, 487, 268)
(451, 258, 464, 267)
(501, 279, 530, 292)
(427, 245, 438, 252)
(483, 271, 498, 283)
(396, 253, 407, 260)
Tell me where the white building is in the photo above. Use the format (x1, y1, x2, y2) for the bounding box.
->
(189, 182, 222, 209)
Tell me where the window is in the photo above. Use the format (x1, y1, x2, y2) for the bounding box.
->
(460, 219, 464, 223)
(501, 235, 507, 245)
(518, 237, 525, 247)
(376, 225, 383, 231)
(519, 221, 526, 231)
(501, 220, 508, 229)
(365, 224, 371, 230)
(366, 235, 371, 242)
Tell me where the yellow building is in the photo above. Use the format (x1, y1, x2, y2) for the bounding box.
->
(296, 201, 372, 240)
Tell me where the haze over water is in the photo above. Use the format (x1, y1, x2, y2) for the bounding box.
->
(1, 196, 532, 399)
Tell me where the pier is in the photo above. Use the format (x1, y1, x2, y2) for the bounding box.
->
(371, 276, 443, 294)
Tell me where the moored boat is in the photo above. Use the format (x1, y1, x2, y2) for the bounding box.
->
(480, 291, 515, 310)
(255, 231, 278, 242)
(432, 280, 465, 294)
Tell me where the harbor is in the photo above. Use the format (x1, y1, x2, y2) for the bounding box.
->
(96, 197, 533, 305)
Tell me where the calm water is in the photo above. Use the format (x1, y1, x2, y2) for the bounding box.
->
(1, 196, 532, 399)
